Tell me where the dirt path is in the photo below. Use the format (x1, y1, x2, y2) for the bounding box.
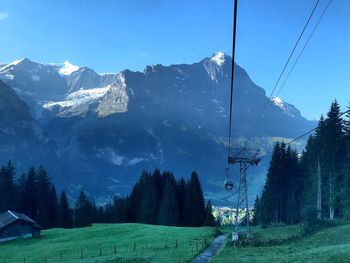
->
(191, 234, 227, 263)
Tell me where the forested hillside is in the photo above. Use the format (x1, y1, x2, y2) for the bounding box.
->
(255, 101, 350, 226)
(0, 165, 215, 229)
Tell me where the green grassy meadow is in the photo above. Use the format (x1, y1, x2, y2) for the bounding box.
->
(0, 224, 217, 263)
(213, 224, 350, 263)
(3, 222, 350, 263)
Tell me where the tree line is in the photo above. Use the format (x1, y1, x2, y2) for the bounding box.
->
(0, 165, 215, 228)
(254, 101, 350, 227)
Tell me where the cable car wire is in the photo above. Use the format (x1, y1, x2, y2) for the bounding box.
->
(263, 109, 350, 157)
(247, 0, 321, 141)
(227, 0, 239, 158)
(265, 0, 333, 114)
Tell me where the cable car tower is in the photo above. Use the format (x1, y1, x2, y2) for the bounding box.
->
(228, 146, 260, 237)
(224, 0, 261, 239)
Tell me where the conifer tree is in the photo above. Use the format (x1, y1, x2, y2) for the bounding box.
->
(138, 171, 159, 224)
(251, 196, 260, 226)
(341, 105, 350, 219)
(74, 191, 92, 228)
(35, 167, 57, 228)
(158, 172, 179, 226)
(21, 167, 37, 220)
(125, 183, 141, 222)
(183, 171, 206, 227)
(177, 177, 186, 226)
(324, 101, 345, 218)
(112, 196, 126, 223)
(58, 191, 73, 228)
(204, 200, 216, 227)
(260, 143, 282, 225)
(0, 161, 16, 213)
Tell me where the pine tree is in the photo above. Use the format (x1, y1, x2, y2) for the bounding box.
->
(260, 143, 282, 225)
(21, 167, 37, 220)
(158, 172, 179, 226)
(341, 105, 350, 219)
(138, 171, 159, 224)
(183, 171, 206, 227)
(112, 196, 126, 223)
(204, 200, 216, 227)
(177, 177, 186, 226)
(323, 101, 345, 218)
(74, 191, 92, 228)
(58, 191, 73, 228)
(251, 196, 260, 226)
(47, 185, 58, 227)
(0, 161, 16, 213)
(35, 167, 57, 228)
(125, 183, 141, 222)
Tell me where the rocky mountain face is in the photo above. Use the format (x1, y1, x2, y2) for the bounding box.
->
(0, 52, 314, 203)
(0, 80, 58, 176)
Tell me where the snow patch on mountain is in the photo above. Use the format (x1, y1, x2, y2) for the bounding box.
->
(96, 147, 146, 166)
(59, 61, 80, 76)
(203, 52, 226, 81)
(43, 86, 110, 110)
(272, 97, 299, 118)
(128, 157, 145, 165)
(272, 97, 284, 108)
(0, 74, 14, 81)
(0, 58, 27, 72)
(32, 74, 40, 81)
(211, 51, 225, 66)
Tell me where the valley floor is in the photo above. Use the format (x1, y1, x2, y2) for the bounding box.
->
(0, 224, 217, 263)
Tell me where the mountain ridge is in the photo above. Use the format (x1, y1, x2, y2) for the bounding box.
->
(0, 52, 315, 203)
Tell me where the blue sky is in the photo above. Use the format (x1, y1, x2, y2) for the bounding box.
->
(0, 0, 349, 119)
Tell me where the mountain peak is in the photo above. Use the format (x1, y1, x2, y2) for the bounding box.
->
(59, 61, 80, 76)
(0, 58, 32, 72)
(272, 96, 284, 108)
(11, 58, 29, 65)
(211, 51, 226, 66)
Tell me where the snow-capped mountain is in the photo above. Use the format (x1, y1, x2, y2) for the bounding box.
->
(0, 52, 315, 203)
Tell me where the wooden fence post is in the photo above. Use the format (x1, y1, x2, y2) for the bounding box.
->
(133, 242, 136, 251)
(44, 256, 47, 263)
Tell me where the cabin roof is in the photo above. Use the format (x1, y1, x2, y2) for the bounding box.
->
(0, 210, 41, 230)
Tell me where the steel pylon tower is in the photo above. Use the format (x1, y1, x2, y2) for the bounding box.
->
(228, 146, 261, 238)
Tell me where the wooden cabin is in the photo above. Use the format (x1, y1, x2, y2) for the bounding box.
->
(0, 210, 42, 243)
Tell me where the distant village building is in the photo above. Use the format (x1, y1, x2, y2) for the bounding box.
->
(0, 210, 42, 243)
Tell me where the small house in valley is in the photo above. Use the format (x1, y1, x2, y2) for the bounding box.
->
(0, 210, 42, 243)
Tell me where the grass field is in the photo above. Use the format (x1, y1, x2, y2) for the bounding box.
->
(0, 224, 218, 263)
(220, 224, 301, 240)
(213, 224, 350, 263)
